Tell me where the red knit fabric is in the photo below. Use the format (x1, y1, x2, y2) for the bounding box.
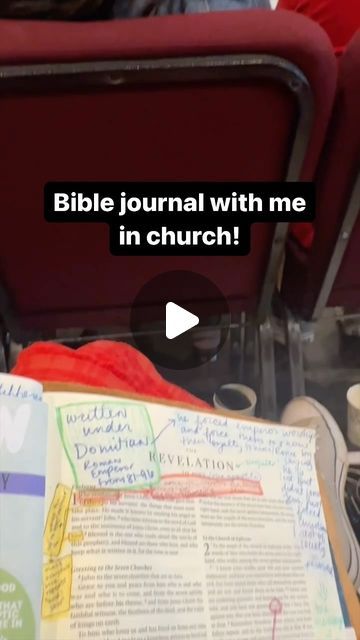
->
(12, 341, 209, 409)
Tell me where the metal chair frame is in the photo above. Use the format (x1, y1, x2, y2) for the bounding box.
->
(0, 52, 315, 417)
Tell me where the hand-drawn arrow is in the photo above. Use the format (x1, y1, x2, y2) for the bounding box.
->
(152, 418, 176, 444)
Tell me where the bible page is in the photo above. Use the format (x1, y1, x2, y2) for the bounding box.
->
(41, 392, 347, 640)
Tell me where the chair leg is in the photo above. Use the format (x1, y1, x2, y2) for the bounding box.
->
(0, 334, 7, 372)
(257, 318, 277, 421)
(285, 315, 306, 398)
(0, 331, 23, 372)
(8, 338, 23, 370)
(238, 311, 246, 382)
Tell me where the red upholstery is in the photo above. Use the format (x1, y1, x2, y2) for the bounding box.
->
(0, 11, 336, 335)
(282, 31, 360, 317)
(277, 0, 360, 56)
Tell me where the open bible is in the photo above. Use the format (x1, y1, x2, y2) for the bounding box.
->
(0, 376, 358, 639)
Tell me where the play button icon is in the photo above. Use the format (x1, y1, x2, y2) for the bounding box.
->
(130, 270, 230, 370)
(166, 302, 199, 339)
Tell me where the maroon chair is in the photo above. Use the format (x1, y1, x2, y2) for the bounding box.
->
(281, 31, 360, 395)
(0, 11, 336, 416)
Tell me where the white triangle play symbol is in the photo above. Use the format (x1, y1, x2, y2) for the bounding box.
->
(166, 302, 199, 340)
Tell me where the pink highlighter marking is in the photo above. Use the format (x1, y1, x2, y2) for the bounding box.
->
(269, 598, 282, 640)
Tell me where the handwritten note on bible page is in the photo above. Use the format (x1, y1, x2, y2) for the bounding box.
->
(41, 391, 350, 640)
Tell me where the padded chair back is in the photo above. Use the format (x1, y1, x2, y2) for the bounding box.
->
(282, 30, 360, 319)
(0, 11, 336, 339)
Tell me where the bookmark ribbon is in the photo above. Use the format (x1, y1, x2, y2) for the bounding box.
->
(0, 471, 45, 497)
